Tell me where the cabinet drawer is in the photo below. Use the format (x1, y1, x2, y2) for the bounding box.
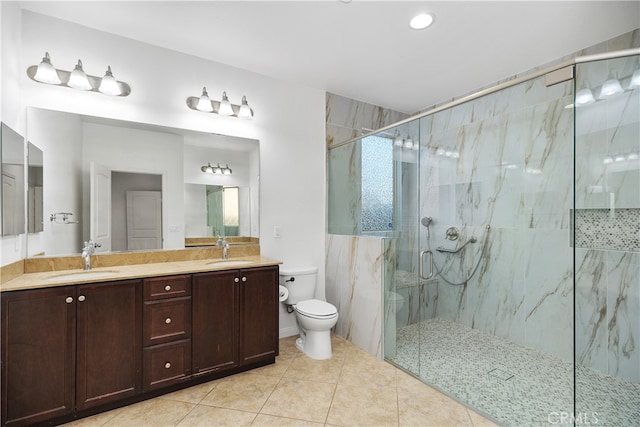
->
(143, 297, 191, 346)
(143, 340, 191, 391)
(144, 275, 191, 301)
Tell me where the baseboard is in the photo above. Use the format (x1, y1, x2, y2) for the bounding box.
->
(279, 326, 299, 339)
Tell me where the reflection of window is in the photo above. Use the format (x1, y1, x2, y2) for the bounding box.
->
(361, 135, 393, 231)
(223, 187, 239, 227)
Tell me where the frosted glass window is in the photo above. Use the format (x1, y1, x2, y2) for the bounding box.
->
(361, 135, 393, 231)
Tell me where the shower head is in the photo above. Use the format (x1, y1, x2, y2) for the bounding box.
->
(420, 217, 433, 227)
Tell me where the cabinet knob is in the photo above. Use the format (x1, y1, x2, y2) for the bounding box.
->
(165, 317, 172, 324)
(164, 285, 171, 291)
(234, 277, 240, 283)
(164, 362, 171, 369)
(241, 276, 247, 282)
(78, 295, 86, 302)
(66, 297, 74, 304)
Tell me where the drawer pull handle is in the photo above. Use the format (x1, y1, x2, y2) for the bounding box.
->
(78, 295, 86, 302)
(164, 285, 171, 291)
(241, 276, 247, 282)
(234, 277, 240, 283)
(66, 297, 73, 304)
(165, 317, 172, 324)
(165, 362, 171, 369)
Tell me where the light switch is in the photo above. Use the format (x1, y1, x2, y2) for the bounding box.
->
(274, 226, 281, 238)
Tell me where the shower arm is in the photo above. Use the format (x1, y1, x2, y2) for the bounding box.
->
(436, 236, 477, 254)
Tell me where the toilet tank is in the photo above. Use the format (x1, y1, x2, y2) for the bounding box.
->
(279, 266, 318, 305)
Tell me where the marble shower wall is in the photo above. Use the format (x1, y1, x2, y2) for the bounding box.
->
(325, 234, 387, 358)
(416, 73, 576, 362)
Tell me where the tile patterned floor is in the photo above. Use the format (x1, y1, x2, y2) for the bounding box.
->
(64, 334, 499, 427)
(390, 318, 640, 427)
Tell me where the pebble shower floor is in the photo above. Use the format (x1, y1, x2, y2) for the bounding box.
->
(389, 318, 640, 426)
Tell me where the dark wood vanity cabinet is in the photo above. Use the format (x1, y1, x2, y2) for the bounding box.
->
(142, 275, 192, 390)
(1, 279, 142, 426)
(1, 264, 278, 426)
(1, 286, 76, 426)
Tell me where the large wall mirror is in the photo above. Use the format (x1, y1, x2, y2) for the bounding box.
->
(26, 107, 259, 258)
(1, 123, 26, 237)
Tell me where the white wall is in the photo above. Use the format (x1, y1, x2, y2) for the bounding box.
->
(6, 8, 326, 336)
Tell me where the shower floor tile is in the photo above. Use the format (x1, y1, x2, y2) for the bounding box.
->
(389, 318, 640, 427)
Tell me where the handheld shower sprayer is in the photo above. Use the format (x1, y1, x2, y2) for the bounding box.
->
(420, 217, 433, 227)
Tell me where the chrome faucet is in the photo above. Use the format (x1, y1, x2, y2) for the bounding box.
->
(216, 236, 230, 260)
(81, 240, 101, 270)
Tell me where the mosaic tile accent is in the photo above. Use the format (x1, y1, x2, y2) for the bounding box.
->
(572, 208, 640, 252)
(390, 318, 640, 427)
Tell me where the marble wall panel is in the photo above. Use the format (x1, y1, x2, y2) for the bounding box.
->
(325, 234, 385, 358)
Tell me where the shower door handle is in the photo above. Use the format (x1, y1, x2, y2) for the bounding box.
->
(419, 250, 434, 280)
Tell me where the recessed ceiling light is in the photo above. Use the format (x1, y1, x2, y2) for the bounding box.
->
(409, 13, 434, 30)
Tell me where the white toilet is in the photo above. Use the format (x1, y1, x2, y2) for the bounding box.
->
(280, 266, 338, 360)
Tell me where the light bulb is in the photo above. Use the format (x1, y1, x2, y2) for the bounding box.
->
(98, 66, 121, 96)
(393, 136, 404, 147)
(575, 87, 595, 106)
(403, 137, 413, 149)
(223, 164, 232, 175)
(238, 96, 253, 119)
(33, 52, 61, 84)
(67, 60, 92, 90)
(599, 72, 623, 99)
(629, 69, 640, 89)
(213, 164, 223, 174)
(218, 91, 234, 116)
(201, 163, 214, 173)
(196, 87, 214, 112)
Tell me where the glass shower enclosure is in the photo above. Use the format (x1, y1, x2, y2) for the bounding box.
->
(328, 51, 639, 426)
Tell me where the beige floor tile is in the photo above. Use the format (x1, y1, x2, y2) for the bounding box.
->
(62, 408, 123, 426)
(330, 335, 353, 360)
(396, 369, 442, 396)
(278, 335, 301, 355)
(251, 413, 325, 426)
(176, 405, 256, 426)
(339, 353, 397, 390)
(398, 389, 473, 427)
(260, 378, 336, 423)
(248, 352, 297, 378)
(103, 398, 195, 427)
(467, 409, 500, 427)
(327, 384, 399, 427)
(199, 372, 279, 413)
(160, 380, 219, 404)
(283, 353, 344, 383)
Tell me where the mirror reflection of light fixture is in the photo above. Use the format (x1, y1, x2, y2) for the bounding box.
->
(629, 66, 640, 89)
(575, 83, 596, 107)
(186, 88, 254, 119)
(27, 52, 131, 96)
(599, 71, 623, 99)
(201, 162, 232, 175)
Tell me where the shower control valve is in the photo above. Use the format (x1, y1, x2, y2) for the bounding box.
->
(445, 227, 460, 241)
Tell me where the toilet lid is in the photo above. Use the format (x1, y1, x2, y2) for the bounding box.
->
(295, 299, 337, 317)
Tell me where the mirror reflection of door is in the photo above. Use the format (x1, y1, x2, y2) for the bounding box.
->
(126, 190, 162, 250)
(206, 185, 240, 237)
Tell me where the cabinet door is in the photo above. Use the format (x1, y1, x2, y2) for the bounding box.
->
(192, 271, 239, 374)
(76, 280, 142, 410)
(1, 287, 76, 426)
(239, 266, 279, 365)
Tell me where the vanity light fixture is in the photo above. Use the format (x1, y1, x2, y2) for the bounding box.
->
(27, 52, 131, 96)
(201, 162, 232, 175)
(186, 88, 254, 119)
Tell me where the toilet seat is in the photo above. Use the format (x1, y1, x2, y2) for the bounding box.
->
(295, 299, 337, 319)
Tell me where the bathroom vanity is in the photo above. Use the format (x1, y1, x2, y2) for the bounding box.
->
(0, 257, 280, 427)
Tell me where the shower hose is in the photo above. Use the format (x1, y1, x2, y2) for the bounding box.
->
(425, 224, 490, 286)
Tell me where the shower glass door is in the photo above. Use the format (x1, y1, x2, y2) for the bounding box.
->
(573, 54, 640, 426)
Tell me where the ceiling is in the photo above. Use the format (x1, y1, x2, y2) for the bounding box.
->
(19, 1, 640, 114)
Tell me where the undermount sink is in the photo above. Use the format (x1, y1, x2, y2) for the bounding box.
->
(45, 270, 120, 282)
(207, 260, 254, 267)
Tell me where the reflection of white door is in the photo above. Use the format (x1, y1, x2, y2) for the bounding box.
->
(90, 162, 111, 252)
(2, 171, 16, 235)
(126, 191, 162, 251)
